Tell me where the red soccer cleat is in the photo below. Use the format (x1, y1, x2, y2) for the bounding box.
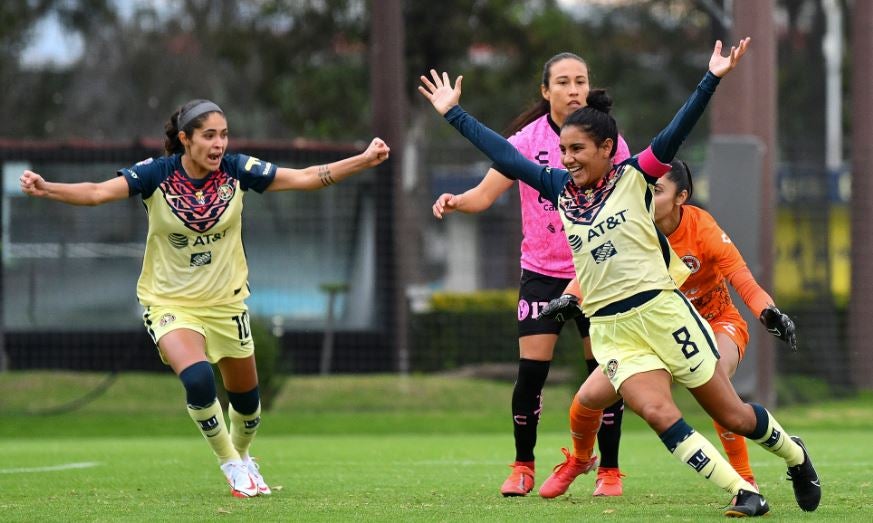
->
(538, 448, 599, 499)
(500, 462, 535, 497)
(592, 466, 625, 497)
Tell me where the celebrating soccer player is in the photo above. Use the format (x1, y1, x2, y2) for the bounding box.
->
(419, 38, 821, 516)
(539, 159, 799, 503)
(19, 99, 389, 497)
(431, 52, 629, 498)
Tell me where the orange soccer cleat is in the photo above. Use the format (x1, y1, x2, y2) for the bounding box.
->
(538, 448, 599, 499)
(500, 462, 535, 497)
(592, 466, 625, 497)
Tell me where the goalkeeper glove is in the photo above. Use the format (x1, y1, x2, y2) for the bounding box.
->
(539, 294, 582, 323)
(759, 305, 797, 351)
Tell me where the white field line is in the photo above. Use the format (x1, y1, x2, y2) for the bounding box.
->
(0, 462, 100, 474)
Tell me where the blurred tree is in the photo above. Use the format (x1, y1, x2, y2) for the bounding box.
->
(0, 0, 839, 157)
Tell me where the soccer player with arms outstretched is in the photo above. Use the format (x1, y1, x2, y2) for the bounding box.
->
(419, 38, 821, 516)
(19, 100, 389, 497)
(540, 160, 799, 501)
(431, 52, 629, 497)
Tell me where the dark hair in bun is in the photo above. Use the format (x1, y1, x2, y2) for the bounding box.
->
(563, 88, 618, 157)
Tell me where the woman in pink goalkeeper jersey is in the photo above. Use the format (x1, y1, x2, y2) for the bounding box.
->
(431, 53, 630, 497)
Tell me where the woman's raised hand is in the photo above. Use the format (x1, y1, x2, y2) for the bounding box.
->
(417, 70, 463, 116)
(20, 170, 48, 198)
(362, 137, 391, 167)
(708, 37, 751, 78)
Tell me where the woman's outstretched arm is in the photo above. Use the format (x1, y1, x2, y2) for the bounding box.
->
(418, 70, 567, 203)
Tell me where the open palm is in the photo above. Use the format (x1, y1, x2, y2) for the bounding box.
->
(417, 69, 463, 116)
(709, 37, 751, 78)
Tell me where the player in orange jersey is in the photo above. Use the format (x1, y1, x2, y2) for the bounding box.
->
(540, 159, 797, 497)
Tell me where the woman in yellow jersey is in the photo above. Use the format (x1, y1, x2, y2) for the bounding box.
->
(538, 160, 798, 501)
(419, 39, 820, 517)
(19, 99, 389, 498)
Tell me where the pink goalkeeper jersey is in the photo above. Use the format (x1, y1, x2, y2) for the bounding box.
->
(507, 114, 631, 278)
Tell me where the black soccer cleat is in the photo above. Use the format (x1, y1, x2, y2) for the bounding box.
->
(724, 489, 770, 517)
(787, 436, 821, 512)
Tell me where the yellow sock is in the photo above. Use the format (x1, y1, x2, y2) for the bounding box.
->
(748, 405, 804, 466)
(229, 403, 261, 460)
(713, 419, 755, 481)
(187, 399, 239, 464)
(671, 428, 756, 495)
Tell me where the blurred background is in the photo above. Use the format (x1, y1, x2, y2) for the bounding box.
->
(1, 0, 870, 412)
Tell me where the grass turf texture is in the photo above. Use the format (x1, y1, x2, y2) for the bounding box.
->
(1, 373, 871, 521)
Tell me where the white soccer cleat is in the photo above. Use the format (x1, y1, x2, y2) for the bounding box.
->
(220, 460, 259, 498)
(244, 457, 272, 495)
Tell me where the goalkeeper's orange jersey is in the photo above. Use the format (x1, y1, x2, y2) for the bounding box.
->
(667, 205, 770, 322)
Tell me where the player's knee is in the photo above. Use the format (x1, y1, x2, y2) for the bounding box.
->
(714, 404, 756, 436)
(179, 361, 217, 408)
(578, 376, 617, 410)
(227, 386, 260, 415)
(636, 401, 681, 433)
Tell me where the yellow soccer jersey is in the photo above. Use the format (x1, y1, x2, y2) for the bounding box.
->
(444, 72, 723, 317)
(118, 153, 276, 307)
(559, 160, 690, 316)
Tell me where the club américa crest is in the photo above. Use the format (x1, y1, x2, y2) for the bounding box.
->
(606, 358, 619, 380)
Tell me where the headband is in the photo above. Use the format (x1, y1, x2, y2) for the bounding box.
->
(177, 100, 223, 131)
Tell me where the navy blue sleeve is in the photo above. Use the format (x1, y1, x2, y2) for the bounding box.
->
(116, 156, 171, 199)
(225, 153, 277, 193)
(649, 71, 721, 163)
(444, 106, 567, 204)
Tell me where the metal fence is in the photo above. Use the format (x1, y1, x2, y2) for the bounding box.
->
(0, 140, 852, 402)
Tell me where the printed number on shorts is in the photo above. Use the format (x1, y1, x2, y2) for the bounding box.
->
(672, 326, 700, 359)
(232, 311, 251, 341)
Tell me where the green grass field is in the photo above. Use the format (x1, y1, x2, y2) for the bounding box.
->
(1, 372, 871, 521)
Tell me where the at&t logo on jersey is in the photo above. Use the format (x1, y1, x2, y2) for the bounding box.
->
(168, 229, 228, 249)
(568, 234, 583, 252)
(168, 233, 189, 249)
(193, 230, 227, 246)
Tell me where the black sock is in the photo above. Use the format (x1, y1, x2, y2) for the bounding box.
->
(512, 358, 550, 463)
(597, 398, 624, 468)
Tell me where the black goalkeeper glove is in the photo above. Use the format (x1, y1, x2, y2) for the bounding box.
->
(759, 305, 797, 351)
(539, 294, 582, 323)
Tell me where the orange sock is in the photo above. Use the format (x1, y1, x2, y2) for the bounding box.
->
(713, 419, 755, 481)
(569, 399, 602, 459)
